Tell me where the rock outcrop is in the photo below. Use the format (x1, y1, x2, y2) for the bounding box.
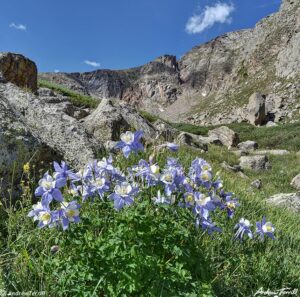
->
(267, 193, 300, 213)
(208, 126, 239, 147)
(83, 99, 157, 144)
(291, 174, 300, 191)
(239, 155, 270, 171)
(247, 93, 267, 126)
(0, 53, 37, 92)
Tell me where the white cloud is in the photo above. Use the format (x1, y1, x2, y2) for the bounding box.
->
(186, 2, 235, 34)
(9, 23, 27, 31)
(84, 60, 101, 67)
(54, 69, 60, 73)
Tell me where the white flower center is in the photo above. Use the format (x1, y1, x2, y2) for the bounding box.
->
(40, 212, 51, 223)
(150, 165, 160, 175)
(121, 132, 134, 145)
(115, 183, 132, 196)
(163, 173, 173, 183)
(196, 196, 210, 206)
(262, 222, 274, 233)
(66, 209, 79, 218)
(41, 180, 53, 190)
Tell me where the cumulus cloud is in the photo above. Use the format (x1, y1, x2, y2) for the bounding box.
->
(54, 69, 60, 73)
(186, 2, 235, 34)
(9, 23, 27, 31)
(84, 60, 101, 67)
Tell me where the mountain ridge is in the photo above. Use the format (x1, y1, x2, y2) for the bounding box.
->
(39, 0, 300, 125)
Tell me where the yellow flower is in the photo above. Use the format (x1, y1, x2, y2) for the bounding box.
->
(23, 162, 30, 173)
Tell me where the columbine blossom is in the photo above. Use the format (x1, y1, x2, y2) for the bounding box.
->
(234, 218, 253, 240)
(221, 193, 240, 219)
(256, 216, 275, 240)
(184, 192, 195, 208)
(91, 177, 110, 199)
(196, 217, 222, 234)
(59, 201, 81, 230)
(35, 172, 66, 207)
(28, 202, 58, 228)
(109, 182, 138, 210)
(115, 130, 144, 158)
(53, 161, 78, 181)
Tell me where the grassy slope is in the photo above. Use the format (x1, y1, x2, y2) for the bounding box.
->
(38, 79, 99, 108)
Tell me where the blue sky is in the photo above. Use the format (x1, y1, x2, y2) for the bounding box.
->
(0, 0, 281, 73)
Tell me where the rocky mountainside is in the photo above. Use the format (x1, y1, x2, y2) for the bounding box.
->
(40, 0, 300, 125)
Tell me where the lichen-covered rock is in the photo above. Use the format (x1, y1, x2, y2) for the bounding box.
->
(267, 193, 300, 213)
(0, 83, 99, 169)
(239, 155, 269, 171)
(83, 99, 157, 144)
(247, 93, 267, 126)
(83, 99, 128, 143)
(237, 140, 258, 151)
(176, 132, 208, 151)
(152, 119, 179, 141)
(208, 126, 239, 147)
(291, 174, 300, 191)
(0, 52, 37, 92)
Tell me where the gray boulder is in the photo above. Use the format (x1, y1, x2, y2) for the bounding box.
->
(221, 161, 242, 173)
(247, 93, 267, 126)
(239, 155, 269, 171)
(84, 99, 128, 143)
(0, 83, 99, 169)
(176, 132, 208, 151)
(251, 179, 262, 189)
(208, 126, 239, 147)
(83, 99, 157, 144)
(0, 52, 37, 92)
(152, 119, 179, 141)
(291, 174, 300, 191)
(267, 193, 300, 213)
(237, 140, 258, 151)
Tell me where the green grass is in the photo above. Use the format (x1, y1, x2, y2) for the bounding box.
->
(138, 110, 160, 123)
(169, 121, 300, 152)
(38, 79, 99, 108)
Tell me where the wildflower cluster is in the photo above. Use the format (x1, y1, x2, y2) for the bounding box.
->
(28, 130, 275, 241)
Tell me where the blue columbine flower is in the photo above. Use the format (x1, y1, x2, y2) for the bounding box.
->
(184, 192, 195, 208)
(91, 176, 110, 199)
(108, 182, 138, 210)
(53, 161, 78, 181)
(196, 217, 222, 234)
(234, 218, 253, 240)
(59, 201, 81, 231)
(35, 172, 66, 207)
(28, 202, 59, 228)
(255, 216, 275, 240)
(115, 130, 144, 158)
(221, 194, 240, 219)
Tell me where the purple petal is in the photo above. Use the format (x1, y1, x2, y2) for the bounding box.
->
(35, 186, 45, 197)
(55, 178, 67, 188)
(52, 189, 64, 202)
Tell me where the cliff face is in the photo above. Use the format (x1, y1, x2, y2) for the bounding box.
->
(39, 55, 182, 113)
(39, 0, 300, 125)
